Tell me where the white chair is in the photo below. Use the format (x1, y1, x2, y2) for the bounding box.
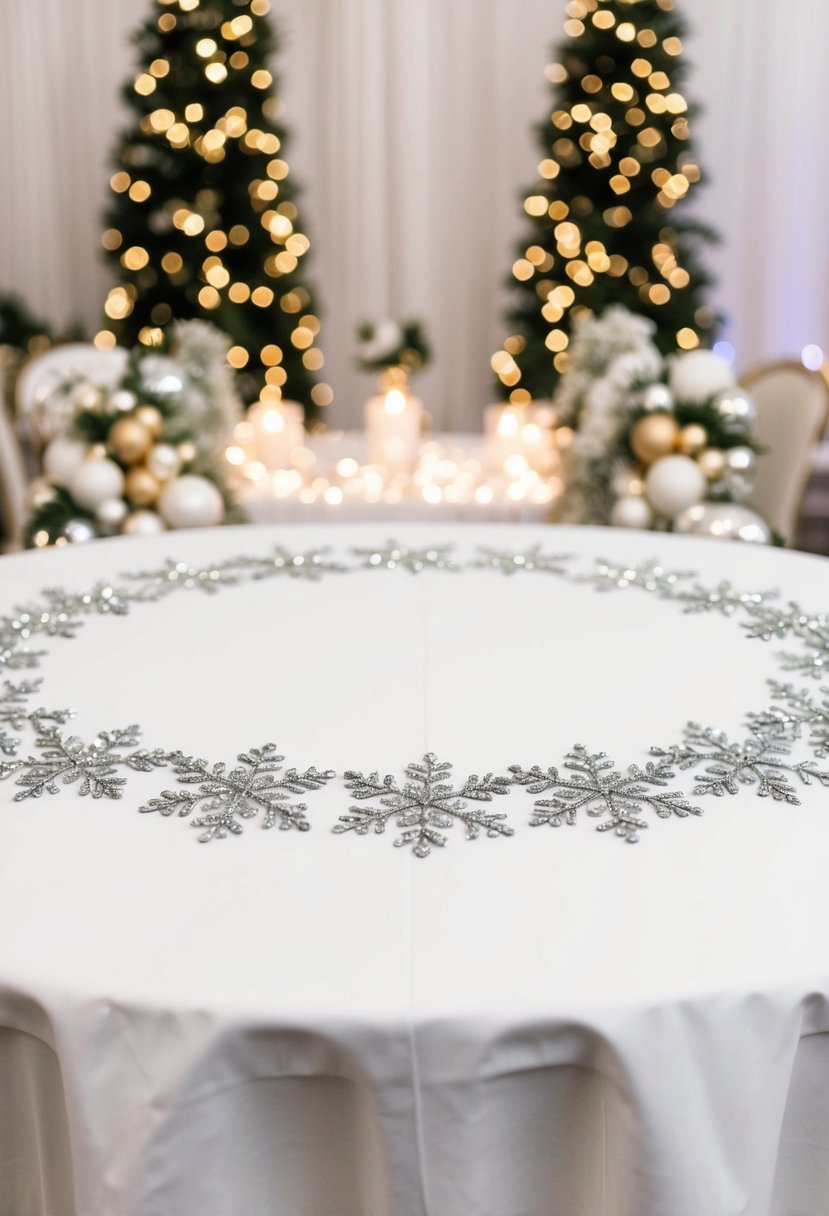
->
(739, 361, 829, 544)
(0, 350, 29, 554)
(16, 343, 129, 450)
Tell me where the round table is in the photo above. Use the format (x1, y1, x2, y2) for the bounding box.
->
(2, 523, 829, 1216)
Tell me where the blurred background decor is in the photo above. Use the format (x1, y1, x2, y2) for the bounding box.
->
(22, 320, 242, 546)
(1, 0, 829, 551)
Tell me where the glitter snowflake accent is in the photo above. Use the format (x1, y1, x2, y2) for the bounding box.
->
(652, 724, 829, 804)
(125, 559, 239, 599)
(352, 541, 459, 574)
(583, 558, 692, 595)
(0, 680, 41, 755)
(335, 753, 513, 857)
(235, 547, 346, 581)
(139, 745, 335, 843)
(472, 546, 571, 576)
(748, 681, 829, 758)
(0, 725, 168, 801)
(668, 580, 774, 617)
(0, 679, 75, 757)
(510, 746, 701, 844)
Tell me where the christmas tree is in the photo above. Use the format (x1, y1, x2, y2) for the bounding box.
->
(493, 0, 717, 403)
(102, 0, 330, 423)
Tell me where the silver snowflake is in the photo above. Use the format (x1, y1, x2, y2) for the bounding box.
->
(125, 558, 240, 599)
(748, 681, 829, 758)
(582, 558, 692, 595)
(778, 637, 829, 680)
(740, 601, 824, 642)
(652, 724, 829, 804)
(139, 745, 335, 843)
(352, 541, 459, 574)
(335, 753, 513, 857)
(510, 746, 701, 844)
(0, 679, 40, 747)
(235, 547, 346, 581)
(0, 725, 168, 801)
(668, 580, 774, 617)
(2, 583, 130, 645)
(0, 679, 74, 756)
(472, 546, 571, 576)
(0, 642, 46, 672)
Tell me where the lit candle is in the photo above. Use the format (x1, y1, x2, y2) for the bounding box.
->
(365, 387, 423, 473)
(484, 403, 557, 474)
(247, 399, 305, 470)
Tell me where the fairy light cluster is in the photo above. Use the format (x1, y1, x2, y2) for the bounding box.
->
(100, 0, 330, 419)
(227, 432, 563, 515)
(494, 0, 716, 403)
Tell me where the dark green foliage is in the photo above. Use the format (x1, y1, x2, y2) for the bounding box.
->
(103, 0, 324, 419)
(498, 0, 718, 401)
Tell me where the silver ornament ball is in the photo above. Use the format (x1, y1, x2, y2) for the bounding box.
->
(640, 382, 674, 412)
(673, 502, 771, 544)
(63, 518, 97, 544)
(139, 355, 185, 397)
(725, 445, 757, 475)
(712, 389, 757, 435)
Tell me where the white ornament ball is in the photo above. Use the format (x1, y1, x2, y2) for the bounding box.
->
(95, 498, 129, 532)
(63, 518, 97, 544)
(610, 495, 654, 530)
(644, 454, 707, 517)
(109, 389, 138, 413)
(27, 477, 57, 510)
(668, 350, 736, 404)
(43, 437, 88, 484)
(146, 443, 182, 482)
(157, 475, 225, 530)
(673, 503, 771, 544)
(72, 382, 102, 411)
(67, 458, 125, 512)
(121, 510, 166, 537)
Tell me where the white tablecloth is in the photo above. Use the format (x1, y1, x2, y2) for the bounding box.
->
(2, 523, 829, 1216)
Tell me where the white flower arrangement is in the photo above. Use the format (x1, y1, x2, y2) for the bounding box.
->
(555, 307, 662, 524)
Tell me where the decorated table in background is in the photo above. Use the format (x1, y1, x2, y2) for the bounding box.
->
(2, 523, 829, 1216)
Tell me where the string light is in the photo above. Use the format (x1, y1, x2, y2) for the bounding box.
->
(491, 0, 711, 396)
(102, 0, 329, 422)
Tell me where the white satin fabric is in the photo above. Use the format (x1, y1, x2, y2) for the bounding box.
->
(1, 523, 829, 1216)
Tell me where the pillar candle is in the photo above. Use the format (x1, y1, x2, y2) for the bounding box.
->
(247, 399, 305, 470)
(365, 388, 423, 473)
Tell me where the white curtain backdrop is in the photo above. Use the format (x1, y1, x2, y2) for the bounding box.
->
(1, 0, 829, 430)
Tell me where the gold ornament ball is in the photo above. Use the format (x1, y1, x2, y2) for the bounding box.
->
(630, 414, 680, 466)
(677, 423, 708, 456)
(109, 417, 153, 466)
(125, 466, 161, 507)
(134, 405, 164, 438)
(697, 447, 727, 481)
(177, 441, 197, 465)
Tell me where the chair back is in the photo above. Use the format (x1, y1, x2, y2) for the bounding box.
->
(0, 353, 29, 550)
(739, 360, 829, 543)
